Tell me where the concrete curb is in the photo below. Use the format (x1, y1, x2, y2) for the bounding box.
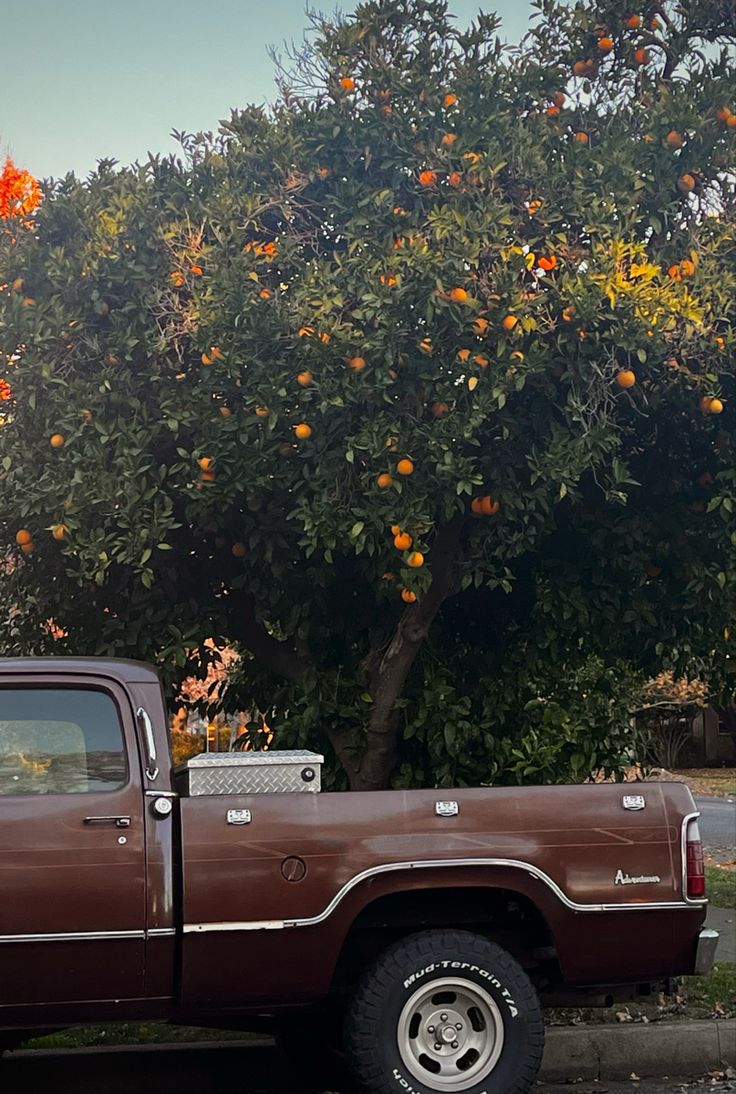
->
(541, 1019, 735, 1081)
(8, 1021, 735, 1082)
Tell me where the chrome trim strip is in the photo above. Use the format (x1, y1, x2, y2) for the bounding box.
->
(145, 790, 177, 799)
(147, 928, 177, 937)
(183, 855, 705, 935)
(136, 706, 159, 782)
(0, 930, 146, 944)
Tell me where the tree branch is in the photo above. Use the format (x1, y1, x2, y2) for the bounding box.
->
(228, 592, 311, 684)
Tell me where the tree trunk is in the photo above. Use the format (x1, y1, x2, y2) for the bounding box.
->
(331, 520, 463, 790)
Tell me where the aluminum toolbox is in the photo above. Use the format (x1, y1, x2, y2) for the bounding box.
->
(178, 751, 323, 795)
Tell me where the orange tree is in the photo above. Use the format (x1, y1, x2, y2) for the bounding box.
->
(1, 0, 734, 789)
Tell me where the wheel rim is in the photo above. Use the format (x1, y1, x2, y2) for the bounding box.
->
(397, 977, 505, 1091)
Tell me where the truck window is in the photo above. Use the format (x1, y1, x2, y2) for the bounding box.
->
(0, 688, 128, 795)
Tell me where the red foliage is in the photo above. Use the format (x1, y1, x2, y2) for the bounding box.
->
(0, 158, 42, 220)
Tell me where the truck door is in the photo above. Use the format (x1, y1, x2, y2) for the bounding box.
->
(0, 678, 146, 1016)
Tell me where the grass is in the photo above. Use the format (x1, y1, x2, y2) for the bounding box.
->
(707, 865, 736, 909)
(23, 1024, 252, 1050)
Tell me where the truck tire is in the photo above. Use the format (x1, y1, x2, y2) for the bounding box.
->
(345, 929, 544, 1094)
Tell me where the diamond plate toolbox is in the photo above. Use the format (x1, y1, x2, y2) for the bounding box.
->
(179, 751, 324, 795)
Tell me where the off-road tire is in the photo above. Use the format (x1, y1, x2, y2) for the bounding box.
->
(345, 929, 544, 1094)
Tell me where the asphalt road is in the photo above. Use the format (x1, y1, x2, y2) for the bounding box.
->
(695, 796, 736, 863)
(1, 1045, 731, 1094)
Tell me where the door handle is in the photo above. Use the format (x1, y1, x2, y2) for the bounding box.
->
(84, 816, 132, 828)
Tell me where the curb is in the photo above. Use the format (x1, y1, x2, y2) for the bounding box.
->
(541, 1019, 735, 1081)
(7, 1020, 734, 1083)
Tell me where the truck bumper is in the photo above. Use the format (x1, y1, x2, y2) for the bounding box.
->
(695, 928, 719, 976)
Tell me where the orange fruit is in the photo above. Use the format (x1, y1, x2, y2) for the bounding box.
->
(317, 166, 330, 179)
(49, 522, 67, 540)
(538, 255, 557, 271)
(616, 369, 636, 389)
(562, 305, 576, 321)
(699, 396, 713, 413)
(680, 259, 696, 276)
(441, 133, 458, 146)
(481, 496, 500, 516)
(210, 347, 223, 360)
(546, 105, 561, 117)
(201, 469, 216, 482)
(431, 402, 449, 418)
(510, 351, 525, 363)
(449, 287, 469, 303)
(666, 130, 684, 148)
(231, 542, 247, 558)
(474, 354, 489, 368)
(255, 406, 270, 418)
(401, 588, 417, 603)
(377, 473, 394, 488)
(379, 273, 398, 286)
(50, 433, 65, 448)
(473, 317, 489, 335)
(382, 571, 396, 581)
(294, 423, 312, 439)
(394, 532, 413, 550)
(633, 47, 649, 64)
(709, 398, 724, 414)
(448, 170, 463, 187)
(502, 315, 518, 331)
(259, 288, 272, 299)
(418, 169, 438, 187)
(456, 348, 471, 363)
(407, 551, 424, 568)
(170, 271, 185, 286)
(390, 523, 402, 536)
(318, 332, 331, 343)
(624, 14, 641, 29)
(598, 36, 614, 52)
(21, 542, 34, 555)
(678, 173, 696, 193)
(11, 277, 24, 292)
(727, 116, 736, 128)
(347, 355, 366, 371)
(715, 106, 732, 122)
(297, 370, 313, 387)
(443, 93, 457, 108)
(201, 353, 214, 365)
(574, 131, 589, 145)
(396, 458, 415, 476)
(553, 91, 566, 107)
(15, 529, 33, 546)
(190, 265, 203, 276)
(340, 77, 355, 91)
(198, 456, 215, 471)
(419, 338, 433, 354)
(297, 326, 314, 338)
(219, 407, 231, 418)
(470, 497, 483, 515)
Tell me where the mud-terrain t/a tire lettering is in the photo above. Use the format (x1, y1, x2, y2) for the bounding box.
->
(345, 929, 544, 1094)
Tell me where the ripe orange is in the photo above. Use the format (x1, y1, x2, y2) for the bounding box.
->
(538, 255, 557, 271)
(562, 305, 576, 321)
(715, 106, 732, 122)
(201, 469, 216, 482)
(727, 116, 736, 128)
(598, 36, 614, 52)
(259, 288, 272, 299)
(616, 369, 636, 389)
(456, 348, 471, 363)
(15, 529, 33, 546)
(624, 14, 641, 28)
(390, 523, 402, 536)
(294, 423, 312, 439)
(170, 271, 185, 287)
(394, 532, 413, 550)
(678, 173, 696, 193)
(502, 315, 518, 331)
(377, 473, 394, 488)
(418, 169, 438, 187)
(298, 326, 314, 337)
(443, 93, 457, 108)
(419, 338, 433, 354)
(473, 317, 489, 335)
(21, 542, 34, 555)
(232, 542, 247, 558)
(255, 406, 270, 418)
(201, 353, 214, 365)
(379, 273, 398, 286)
(431, 402, 449, 418)
(318, 332, 331, 343)
(190, 265, 203, 276)
(546, 105, 561, 117)
(633, 47, 649, 64)
(666, 130, 684, 148)
(346, 356, 366, 371)
(401, 588, 417, 603)
(709, 398, 724, 415)
(449, 287, 469, 303)
(50, 433, 65, 448)
(340, 77, 355, 91)
(474, 354, 489, 368)
(448, 170, 463, 187)
(481, 496, 500, 516)
(510, 350, 525, 363)
(396, 458, 415, 476)
(574, 131, 589, 145)
(297, 370, 313, 387)
(680, 259, 696, 276)
(50, 523, 67, 542)
(470, 498, 483, 515)
(11, 277, 24, 292)
(407, 551, 424, 568)
(198, 456, 215, 471)
(552, 91, 566, 107)
(441, 133, 458, 146)
(219, 407, 231, 418)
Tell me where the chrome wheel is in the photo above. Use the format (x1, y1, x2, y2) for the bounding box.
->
(397, 977, 505, 1091)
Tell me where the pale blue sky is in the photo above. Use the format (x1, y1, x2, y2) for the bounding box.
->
(2, 1, 534, 180)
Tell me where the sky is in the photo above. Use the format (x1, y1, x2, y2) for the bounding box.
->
(1, 0, 535, 181)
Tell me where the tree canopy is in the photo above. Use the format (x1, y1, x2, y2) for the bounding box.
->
(1, 0, 734, 789)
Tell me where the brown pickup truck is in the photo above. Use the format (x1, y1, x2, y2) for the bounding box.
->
(0, 658, 716, 1094)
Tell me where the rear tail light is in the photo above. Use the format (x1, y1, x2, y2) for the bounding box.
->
(685, 819, 705, 899)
